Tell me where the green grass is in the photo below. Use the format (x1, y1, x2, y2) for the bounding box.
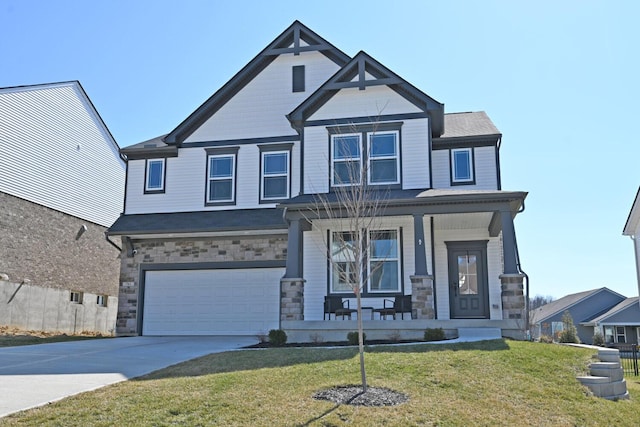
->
(2, 340, 640, 426)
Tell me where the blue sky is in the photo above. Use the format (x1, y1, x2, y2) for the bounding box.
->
(2, 0, 639, 299)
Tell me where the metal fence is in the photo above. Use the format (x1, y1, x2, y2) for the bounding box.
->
(610, 344, 639, 376)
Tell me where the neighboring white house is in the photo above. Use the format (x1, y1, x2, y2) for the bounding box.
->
(108, 21, 528, 341)
(623, 187, 640, 307)
(0, 81, 125, 334)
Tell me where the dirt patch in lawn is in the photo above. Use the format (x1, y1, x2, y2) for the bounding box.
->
(0, 326, 106, 347)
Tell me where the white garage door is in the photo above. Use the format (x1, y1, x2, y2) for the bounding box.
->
(142, 268, 284, 335)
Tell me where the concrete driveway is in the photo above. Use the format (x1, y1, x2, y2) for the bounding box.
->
(0, 336, 256, 418)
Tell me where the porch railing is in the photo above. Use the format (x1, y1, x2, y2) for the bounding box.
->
(608, 344, 639, 376)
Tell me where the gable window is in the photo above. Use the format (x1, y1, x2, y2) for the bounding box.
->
(331, 134, 361, 186)
(205, 147, 238, 205)
(368, 131, 399, 185)
(368, 229, 400, 292)
(292, 65, 305, 92)
(145, 159, 165, 193)
(259, 143, 292, 202)
(451, 148, 474, 184)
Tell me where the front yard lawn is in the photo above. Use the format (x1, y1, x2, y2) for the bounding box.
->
(2, 340, 640, 426)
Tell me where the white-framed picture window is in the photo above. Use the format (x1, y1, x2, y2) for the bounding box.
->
(367, 131, 399, 185)
(451, 148, 474, 184)
(145, 159, 165, 193)
(368, 229, 400, 293)
(330, 231, 358, 293)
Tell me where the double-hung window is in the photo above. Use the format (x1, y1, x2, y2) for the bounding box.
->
(368, 230, 400, 292)
(330, 231, 358, 293)
(145, 159, 165, 193)
(368, 132, 399, 185)
(330, 229, 401, 294)
(331, 134, 361, 186)
(259, 143, 292, 201)
(451, 148, 474, 184)
(206, 147, 238, 205)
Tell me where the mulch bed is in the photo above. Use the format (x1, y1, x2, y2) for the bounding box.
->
(313, 385, 408, 406)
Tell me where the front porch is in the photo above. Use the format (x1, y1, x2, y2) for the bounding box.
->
(278, 189, 528, 343)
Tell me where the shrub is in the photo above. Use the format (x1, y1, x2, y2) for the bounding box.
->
(592, 330, 605, 346)
(268, 329, 287, 346)
(347, 331, 365, 345)
(539, 334, 554, 344)
(424, 327, 446, 342)
(558, 311, 580, 344)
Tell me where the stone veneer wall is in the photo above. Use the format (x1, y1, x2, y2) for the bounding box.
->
(280, 278, 304, 320)
(117, 235, 287, 335)
(0, 192, 120, 295)
(410, 275, 435, 319)
(500, 274, 525, 320)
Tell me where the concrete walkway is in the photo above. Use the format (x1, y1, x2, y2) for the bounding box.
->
(0, 336, 256, 418)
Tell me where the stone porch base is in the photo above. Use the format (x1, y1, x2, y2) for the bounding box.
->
(282, 319, 524, 343)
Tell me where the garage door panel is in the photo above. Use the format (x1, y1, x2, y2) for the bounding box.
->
(143, 268, 283, 335)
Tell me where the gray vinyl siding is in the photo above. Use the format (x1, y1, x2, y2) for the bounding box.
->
(0, 82, 125, 227)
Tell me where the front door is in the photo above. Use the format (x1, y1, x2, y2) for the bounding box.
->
(446, 241, 489, 319)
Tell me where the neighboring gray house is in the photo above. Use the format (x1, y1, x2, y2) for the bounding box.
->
(0, 81, 125, 334)
(108, 21, 528, 341)
(530, 287, 627, 344)
(582, 297, 640, 345)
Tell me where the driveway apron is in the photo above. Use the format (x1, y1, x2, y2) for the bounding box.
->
(0, 336, 256, 418)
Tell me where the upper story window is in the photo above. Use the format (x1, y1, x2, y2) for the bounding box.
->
(329, 123, 402, 189)
(259, 143, 292, 203)
(144, 159, 165, 193)
(331, 134, 362, 186)
(368, 131, 399, 185)
(292, 65, 305, 92)
(205, 147, 238, 205)
(451, 148, 475, 185)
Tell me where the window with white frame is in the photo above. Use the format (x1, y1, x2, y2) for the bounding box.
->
(261, 151, 290, 200)
(70, 291, 83, 304)
(368, 131, 399, 185)
(145, 159, 165, 193)
(331, 134, 361, 186)
(451, 148, 474, 184)
(368, 229, 400, 292)
(206, 152, 236, 204)
(331, 231, 358, 293)
(616, 326, 627, 343)
(604, 326, 615, 343)
(96, 295, 107, 307)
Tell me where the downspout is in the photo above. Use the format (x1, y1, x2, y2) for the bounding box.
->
(513, 200, 530, 339)
(430, 216, 437, 319)
(104, 232, 122, 252)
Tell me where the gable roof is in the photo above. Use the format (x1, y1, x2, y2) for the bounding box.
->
(164, 21, 351, 146)
(623, 187, 640, 236)
(530, 287, 626, 324)
(583, 297, 640, 325)
(287, 50, 444, 137)
(0, 81, 125, 227)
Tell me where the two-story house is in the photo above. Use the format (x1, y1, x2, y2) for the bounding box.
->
(108, 21, 528, 341)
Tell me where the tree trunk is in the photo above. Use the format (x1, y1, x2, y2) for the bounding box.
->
(356, 287, 367, 392)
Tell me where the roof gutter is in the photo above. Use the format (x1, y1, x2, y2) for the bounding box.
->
(104, 231, 122, 252)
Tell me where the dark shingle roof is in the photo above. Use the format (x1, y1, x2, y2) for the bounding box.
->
(108, 208, 286, 236)
(530, 288, 620, 324)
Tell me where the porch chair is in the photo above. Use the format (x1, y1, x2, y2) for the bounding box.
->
(394, 294, 413, 320)
(324, 296, 357, 320)
(373, 299, 396, 320)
